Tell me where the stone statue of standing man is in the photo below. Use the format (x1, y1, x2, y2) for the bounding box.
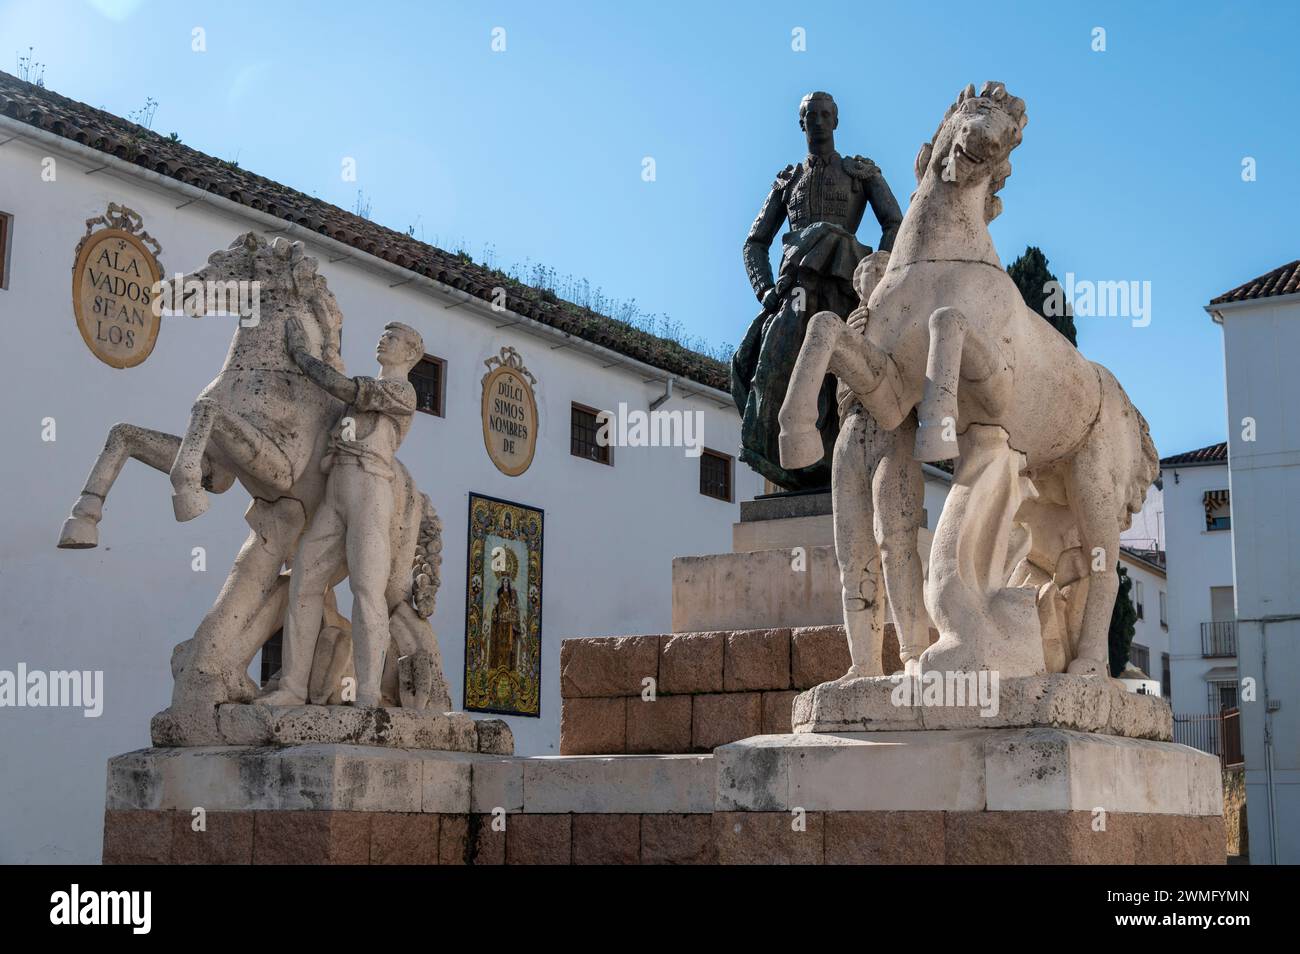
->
(732, 91, 903, 491)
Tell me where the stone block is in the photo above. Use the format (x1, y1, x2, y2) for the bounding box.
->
(640, 813, 716, 864)
(671, 548, 842, 633)
(761, 691, 799, 735)
(691, 692, 764, 751)
(470, 757, 524, 814)
(659, 631, 724, 694)
(560, 636, 660, 698)
(732, 513, 833, 552)
(476, 719, 515, 755)
(823, 811, 945, 864)
(370, 813, 439, 865)
(715, 811, 824, 865)
(724, 628, 791, 691)
(560, 696, 627, 755)
(626, 695, 692, 753)
(572, 814, 641, 865)
(791, 625, 851, 689)
(438, 814, 505, 865)
(252, 811, 371, 864)
(507, 814, 571, 865)
(792, 673, 1173, 739)
(102, 809, 173, 865)
(521, 755, 715, 814)
(171, 810, 254, 865)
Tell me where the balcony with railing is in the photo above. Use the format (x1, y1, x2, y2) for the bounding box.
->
(1201, 620, 1237, 657)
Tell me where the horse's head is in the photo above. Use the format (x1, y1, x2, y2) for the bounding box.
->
(159, 232, 344, 369)
(916, 81, 1028, 223)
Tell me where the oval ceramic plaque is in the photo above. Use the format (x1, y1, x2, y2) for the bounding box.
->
(72, 227, 162, 368)
(481, 348, 538, 476)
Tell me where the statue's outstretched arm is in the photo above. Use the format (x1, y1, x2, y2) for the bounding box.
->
(287, 319, 358, 405)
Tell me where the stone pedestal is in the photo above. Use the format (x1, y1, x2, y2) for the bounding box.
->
(714, 727, 1224, 864)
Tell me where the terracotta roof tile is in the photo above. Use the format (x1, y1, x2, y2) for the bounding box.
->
(1159, 441, 1227, 466)
(0, 70, 730, 392)
(1211, 260, 1300, 305)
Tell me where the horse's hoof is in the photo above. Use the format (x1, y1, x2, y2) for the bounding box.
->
(172, 487, 209, 522)
(57, 515, 99, 549)
(778, 427, 824, 469)
(1067, 658, 1105, 676)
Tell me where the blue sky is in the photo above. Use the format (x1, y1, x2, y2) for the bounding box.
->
(5, 0, 1297, 459)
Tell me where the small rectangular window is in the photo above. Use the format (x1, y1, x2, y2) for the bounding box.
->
(700, 448, 733, 502)
(1159, 590, 1167, 628)
(1134, 580, 1144, 620)
(409, 355, 446, 417)
(1161, 653, 1170, 699)
(0, 212, 11, 290)
(571, 403, 611, 465)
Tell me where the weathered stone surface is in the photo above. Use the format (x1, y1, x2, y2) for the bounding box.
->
(732, 513, 833, 552)
(714, 811, 824, 865)
(572, 814, 641, 864)
(659, 632, 724, 694)
(984, 727, 1223, 815)
(724, 628, 791, 691)
(716, 730, 987, 813)
(252, 810, 371, 864)
(470, 757, 524, 814)
(740, 491, 833, 522)
(105, 745, 542, 815)
(370, 813, 438, 865)
(823, 811, 945, 864)
(792, 673, 1173, 739)
(671, 547, 842, 633)
(102, 809, 173, 865)
(791, 625, 852, 689)
(761, 690, 799, 735)
(476, 719, 515, 755)
(560, 636, 660, 698)
(640, 813, 716, 864)
(560, 696, 626, 755)
(438, 814, 505, 865)
(522, 754, 715, 814)
(626, 695, 692, 753)
(212, 704, 480, 750)
(506, 814, 571, 865)
(171, 810, 254, 864)
(692, 692, 763, 751)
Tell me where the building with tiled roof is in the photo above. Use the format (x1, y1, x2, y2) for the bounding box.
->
(1209, 259, 1300, 306)
(0, 68, 764, 862)
(0, 69, 729, 391)
(1159, 441, 1228, 467)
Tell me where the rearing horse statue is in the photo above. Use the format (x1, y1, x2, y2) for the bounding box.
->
(57, 233, 449, 743)
(779, 82, 1157, 678)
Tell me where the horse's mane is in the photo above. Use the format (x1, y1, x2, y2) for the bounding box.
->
(912, 81, 1028, 223)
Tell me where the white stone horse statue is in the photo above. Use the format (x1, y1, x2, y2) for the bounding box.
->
(779, 82, 1157, 678)
(57, 233, 449, 743)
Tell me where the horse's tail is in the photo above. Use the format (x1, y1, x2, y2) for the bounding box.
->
(410, 493, 442, 619)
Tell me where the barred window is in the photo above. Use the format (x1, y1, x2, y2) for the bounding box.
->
(409, 355, 446, 417)
(571, 403, 611, 465)
(700, 448, 732, 502)
(1130, 643, 1150, 675)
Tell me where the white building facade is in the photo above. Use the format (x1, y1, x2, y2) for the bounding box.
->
(0, 76, 761, 862)
(1161, 444, 1237, 719)
(1208, 262, 1300, 865)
